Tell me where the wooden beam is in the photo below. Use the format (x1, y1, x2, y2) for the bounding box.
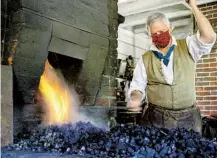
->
(120, 9, 192, 28)
(133, 17, 193, 34)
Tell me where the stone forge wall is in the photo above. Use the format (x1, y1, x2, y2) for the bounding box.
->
(196, 2, 217, 116)
(4, 0, 118, 106)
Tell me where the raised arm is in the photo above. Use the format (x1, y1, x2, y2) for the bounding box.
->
(186, 0, 216, 44)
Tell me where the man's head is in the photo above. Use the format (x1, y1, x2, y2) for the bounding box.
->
(146, 12, 173, 48)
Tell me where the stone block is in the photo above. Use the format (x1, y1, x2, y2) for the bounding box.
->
(109, 38, 118, 49)
(108, 48, 118, 57)
(12, 10, 52, 32)
(83, 96, 96, 105)
(84, 82, 101, 97)
(107, 55, 118, 67)
(1, 65, 13, 147)
(5, 28, 18, 43)
(13, 56, 45, 77)
(95, 96, 116, 106)
(52, 21, 91, 47)
(10, 12, 52, 59)
(21, 0, 76, 25)
(48, 37, 89, 60)
(103, 63, 118, 77)
(98, 86, 117, 97)
(76, 0, 108, 25)
(15, 28, 49, 58)
(78, 0, 108, 14)
(101, 75, 118, 87)
(78, 44, 108, 96)
(13, 74, 40, 104)
(75, 15, 109, 36)
(90, 34, 109, 47)
(79, 44, 108, 81)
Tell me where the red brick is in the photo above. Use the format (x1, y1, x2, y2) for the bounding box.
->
(197, 73, 210, 77)
(210, 53, 217, 58)
(204, 87, 217, 90)
(201, 6, 212, 11)
(203, 96, 217, 100)
(204, 106, 217, 110)
(210, 63, 217, 67)
(210, 72, 217, 76)
(203, 58, 216, 63)
(211, 91, 217, 95)
(209, 17, 217, 24)
(196, 78, 203, 82)
(204, 77, 217, 81)
(203, 9, 217, 15)
(197, 59, 203, 63)
(211, 49, 217, 54)
(202, 54, 210, 58)
(197, 101, 210, 105)
(196, 91, 210, 96)
(207, 1, 217, 6)
(195, 87, 204, 91)
(210, 111, 217, 115)
(199, 4, 207, 8)
(211, 101, 217, 105)
(196, 69, 203, 72)
(196, 97, 203, 100)
(201, 111, 210, 116)
(206, 14, 213, 19)
(197, 105, 204, 110)
(210, 82, 217, 86)
(196, 82, 209, 86)
(196, 63, 209, 68)
(213, 5, 217, 10)
(203, 68, 217, 72)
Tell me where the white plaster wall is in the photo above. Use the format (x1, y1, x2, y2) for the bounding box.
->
(117, 28, 151, 64)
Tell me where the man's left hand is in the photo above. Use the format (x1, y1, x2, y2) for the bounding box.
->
(185, 0, 197, 8)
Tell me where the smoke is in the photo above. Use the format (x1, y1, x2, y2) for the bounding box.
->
(78, 112, 110, 130)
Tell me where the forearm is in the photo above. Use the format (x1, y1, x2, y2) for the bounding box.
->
(191, 5, 216, 43)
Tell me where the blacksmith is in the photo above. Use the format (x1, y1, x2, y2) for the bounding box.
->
(127, 0, 216, 134)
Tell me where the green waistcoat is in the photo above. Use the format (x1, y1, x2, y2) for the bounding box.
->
(142, 39, 196, 109)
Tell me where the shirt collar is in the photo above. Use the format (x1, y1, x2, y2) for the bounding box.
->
(150, 36, 177, 52)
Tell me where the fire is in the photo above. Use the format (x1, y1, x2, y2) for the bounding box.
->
(39, 60, 79, 125)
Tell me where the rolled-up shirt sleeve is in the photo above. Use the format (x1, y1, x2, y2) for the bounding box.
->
(186, 30, 217, 62)
(128, 58, 147, 100)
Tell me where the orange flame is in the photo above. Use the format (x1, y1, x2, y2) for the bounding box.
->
(39, 60, 79, 125)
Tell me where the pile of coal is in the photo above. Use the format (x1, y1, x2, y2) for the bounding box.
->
(7, 122, 217, 157)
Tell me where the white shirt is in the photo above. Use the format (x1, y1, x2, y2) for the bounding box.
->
(128, 31, 216, 100)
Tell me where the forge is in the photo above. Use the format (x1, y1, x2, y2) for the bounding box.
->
(1, 0, 121, 150)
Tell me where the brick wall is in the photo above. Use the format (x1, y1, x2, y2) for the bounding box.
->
(196, 2, 217, 116)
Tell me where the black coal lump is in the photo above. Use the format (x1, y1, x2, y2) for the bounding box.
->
(6, 122, 217, 158)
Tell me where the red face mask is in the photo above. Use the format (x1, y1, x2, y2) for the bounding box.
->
(151, 30, 171, 48)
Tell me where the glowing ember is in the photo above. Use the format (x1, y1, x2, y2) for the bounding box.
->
(39, 60, 79, 125)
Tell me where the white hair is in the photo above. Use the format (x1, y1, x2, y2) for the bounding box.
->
(146, 12, 171, 35)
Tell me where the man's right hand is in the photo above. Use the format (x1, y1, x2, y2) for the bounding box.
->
(127, 99, 142, 112)
(127, 90, 143, 112)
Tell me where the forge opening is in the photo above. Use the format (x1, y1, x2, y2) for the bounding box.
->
(47, 52, 83, 86)
(37, 52, 84, 125)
